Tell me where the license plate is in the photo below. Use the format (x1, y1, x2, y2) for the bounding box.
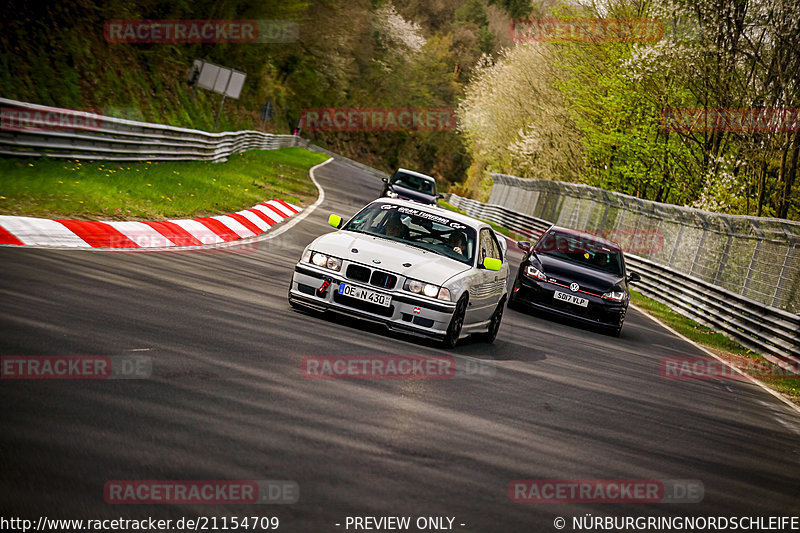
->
(338, 283, 392, 307)
(553, 290, 588, 307)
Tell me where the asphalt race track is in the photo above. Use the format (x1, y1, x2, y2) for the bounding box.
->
(1, 159, 799, 532)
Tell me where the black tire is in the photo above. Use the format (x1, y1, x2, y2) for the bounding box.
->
(442, 295, 468, 349)
(477, 298, 505, 343)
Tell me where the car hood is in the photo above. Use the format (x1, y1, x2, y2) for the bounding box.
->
(310, 231, 470, 285)
(390, 185, 437, 204)
(535, 253, 624, 294)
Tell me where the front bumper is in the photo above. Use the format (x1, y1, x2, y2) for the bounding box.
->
(510, 275, 627, 330)
(288, 264, 456, 339)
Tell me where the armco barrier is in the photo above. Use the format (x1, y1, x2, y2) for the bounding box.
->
(0, 98, 305, 161)
(446, 193, 800, 374)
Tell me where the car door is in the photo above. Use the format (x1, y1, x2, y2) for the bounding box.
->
(468, 228, 506, 323)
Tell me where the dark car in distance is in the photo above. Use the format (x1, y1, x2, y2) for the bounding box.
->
(508, 226, 641, 336)
(381, 168, 442, 205)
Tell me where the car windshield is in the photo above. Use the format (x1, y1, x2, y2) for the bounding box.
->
(343, 203, 475, 265)
(391, 172, 436, 195)
(535, 231, 623, 276)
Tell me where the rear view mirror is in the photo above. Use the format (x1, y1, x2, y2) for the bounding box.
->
(381, 177, 388, 183)
(627, 272, 641, 283)
(328, 214, 343, 229)
(517, 241, 531, 252)
(483, 257, 502, 271)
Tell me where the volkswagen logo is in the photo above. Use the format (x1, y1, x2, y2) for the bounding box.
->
(570, 282, 580, 292)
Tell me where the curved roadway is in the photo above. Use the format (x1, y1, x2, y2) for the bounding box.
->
(1, 159, 799, 531)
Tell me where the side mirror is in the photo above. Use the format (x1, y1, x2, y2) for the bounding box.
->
(381, 177, 388, 183)
(627, 272, 641, 283)
(328, 214, 343, 229)
(482, 257, 502, 271)
(437, 193, 444, 199)
(517, 241, 531, 252)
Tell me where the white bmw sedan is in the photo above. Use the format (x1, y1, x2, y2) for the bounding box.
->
(288, 198, 509, 347)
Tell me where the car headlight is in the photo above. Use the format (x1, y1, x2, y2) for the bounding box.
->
(404, 278, 449, 300)
(524, 265, 546, 280)
(308, 251, 342, 271)
(602, 290, 626, 301)
(422, 284, 439, 298)
(406, 279, 423, 293)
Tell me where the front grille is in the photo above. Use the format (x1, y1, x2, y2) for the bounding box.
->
(333, 291, 394, 317)
(536, 288, 621, 323)
(346, 264, 371, 283)
(370, 270, 397, 289)
(346, 264, 397, 290)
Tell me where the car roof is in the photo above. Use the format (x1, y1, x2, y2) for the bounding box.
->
(394, 168, 436, 182)
(544, 225, 622, 251)
(368, 197, 489, 230)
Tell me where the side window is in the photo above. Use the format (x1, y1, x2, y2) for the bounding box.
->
(478, 229, 502, 264)
(488, 230, 503, 261)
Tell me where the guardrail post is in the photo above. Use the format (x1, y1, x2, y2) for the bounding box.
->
(668, 211, 686, 266)
(772, 240, 796, 308)
(713, 218, 735, 287)
(742, 224, 765, 298)
(689, 214, 709, 278)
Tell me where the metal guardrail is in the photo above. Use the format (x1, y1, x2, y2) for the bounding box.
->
(0, 98, 305, 161)
(446, 193, 800, 374)
(626, 255, 800, 370)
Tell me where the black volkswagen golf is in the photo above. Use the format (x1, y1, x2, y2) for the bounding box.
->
(508, 226, 640, 336)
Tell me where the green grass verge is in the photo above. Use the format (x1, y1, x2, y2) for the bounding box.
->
(0, 148, 330, 220)
(630, 290, 751, 356)
(631, 290, 800, 405)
